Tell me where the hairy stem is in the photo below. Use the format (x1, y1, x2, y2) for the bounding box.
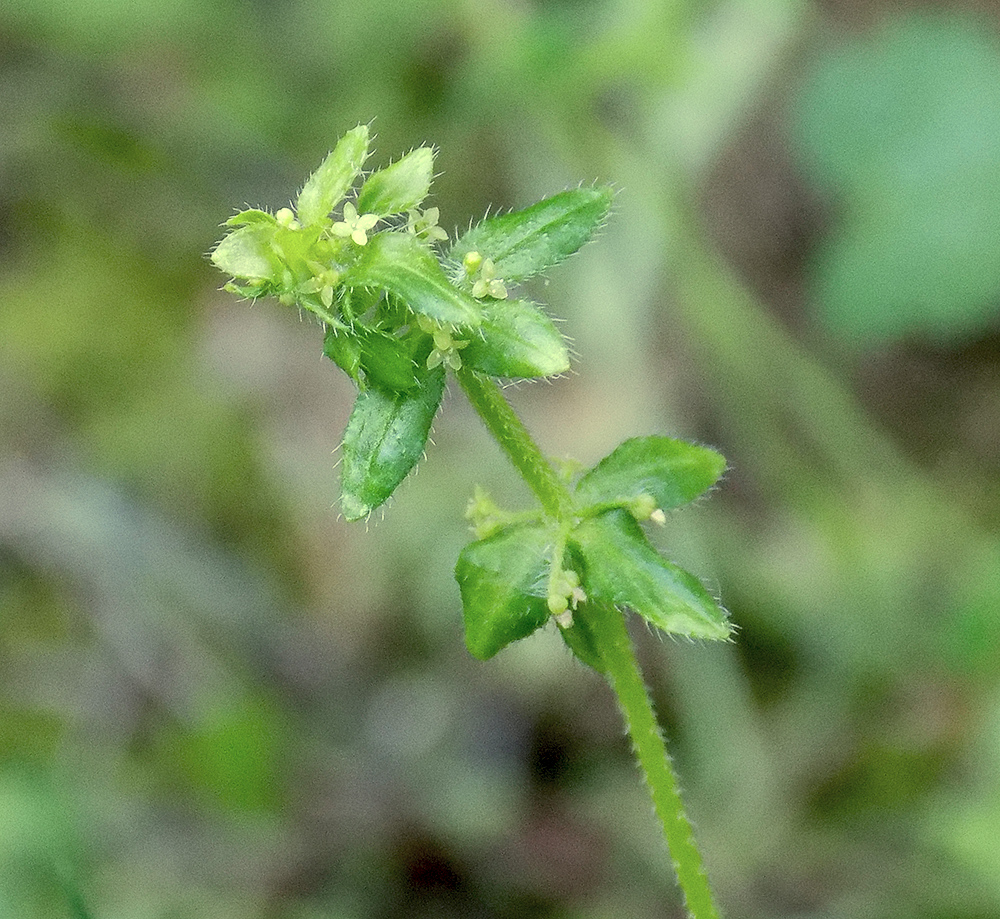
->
(457, 366, 719, 916)
(586, 601, 721, 919)
(455, 368, 574, 519)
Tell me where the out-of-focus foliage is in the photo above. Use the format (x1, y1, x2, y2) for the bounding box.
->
(3, 1, 1000, 918)
(794, 12, 1000, 342)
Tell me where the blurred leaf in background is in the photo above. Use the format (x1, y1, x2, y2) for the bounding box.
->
(793, 12, 1000, 343)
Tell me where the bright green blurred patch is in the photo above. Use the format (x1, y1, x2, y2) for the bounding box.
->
(0, 0, 212, 50)
(155, 696, 290, 815)
(793, 13, 1000, 343)
(0, 223, 186, 417)
(0, 708, 65, 763)
(925, 693, 1000, 906)
(0, 768, 85, 917)
(942, 543, 1000, 677)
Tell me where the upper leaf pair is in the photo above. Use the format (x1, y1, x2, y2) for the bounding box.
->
(211, 127, 613, 519)
(296, 125, 434, 224)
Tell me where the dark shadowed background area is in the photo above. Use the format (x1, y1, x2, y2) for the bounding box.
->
(3, 1, 1000, 917)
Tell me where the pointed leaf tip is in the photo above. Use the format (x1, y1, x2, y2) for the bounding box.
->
(573, 510, 731, 641)
(575, 436, 726, 514)
(358, 146, 435, 216)
(450, 186, 613, 282)
(456, 523, 553, 659)
(462, 300, 570, 379)
(211, 224, 277, 280)
(339, 366, 446, 519)
(296, 125, 371, 226)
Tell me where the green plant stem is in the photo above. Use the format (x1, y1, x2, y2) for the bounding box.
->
(456, 368, 574, 518)
(586, 600, 721, 919)
(457, 365, 719, 918)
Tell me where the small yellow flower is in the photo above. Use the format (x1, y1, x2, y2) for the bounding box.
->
(426, 326, 469, 371)
(471, 257, 508, 300)
(407, 207, 449, 242)
(464, 486, 507, 539)
(419, 316, 469, 370)
(332, 202, 379, 245)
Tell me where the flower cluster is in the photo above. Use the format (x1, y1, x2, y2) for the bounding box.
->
(212, 125, 612, 522)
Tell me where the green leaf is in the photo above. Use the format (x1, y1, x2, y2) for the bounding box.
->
(346, 232, 481, 327)
(296, 125, 371, 226)
(462, 299, 570, 378)
(357, 329, 421, 392)
(449, 186, 613, 282)
(324, 325, 421, 392)
(575, 436, 726, 513)
(269, 223, 324, 277)
(339, 366, 446, 520)
(358, 147, 434, 216)
(224, 279, 272, 300)
(225, 208, 277, 228)
(323, 327, 363, 383)
(455, 523, 554, 660)
(793, 14, 1000, 343)
(211, 224, 278, 281)
(572, 510, 730, 640)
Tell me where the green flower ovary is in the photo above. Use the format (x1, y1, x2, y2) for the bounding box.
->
(628, 493, 667, 525)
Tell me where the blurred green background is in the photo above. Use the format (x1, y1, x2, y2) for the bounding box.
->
(3, 1, 1000, 916)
